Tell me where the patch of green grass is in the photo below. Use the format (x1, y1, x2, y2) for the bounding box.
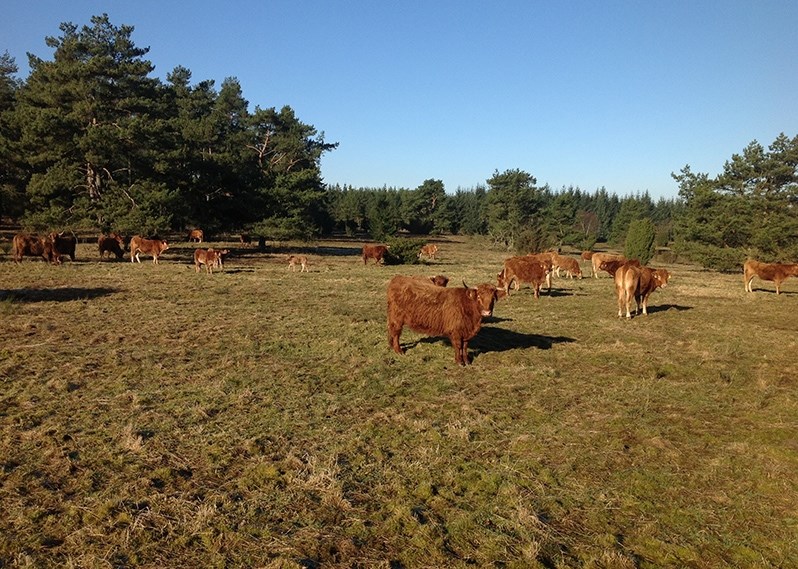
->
(1, 238, 797, 567)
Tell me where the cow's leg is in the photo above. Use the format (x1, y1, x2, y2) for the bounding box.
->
(624, 287, 633, 319)
(388, 320, 404, 354)
(546, 272, 552, 292)
(775, 279, 782, 295)
(451, 336, 465, 365)
(461, 339, 471, 365)
(616, 284, 624, 318)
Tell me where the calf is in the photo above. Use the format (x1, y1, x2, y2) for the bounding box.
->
(288, 254, 309, 272)
(98, 233, 125, 260)
(362, 244, 390, 265)
(744, 259, 798, 295)
(12, 233, 59, 264)
(194, 248, 219, 274)
(591, 252, 625, 278)
(50, 232, 77, 262)
(214, 248, 230, 270)
(188, 229, 204, 243)
(498, 256, 551, 299)
(418, 243, 439, 260)
(615, 263, 670, 318)
(130, 236, 169, 264)
(387, 276, 505, 365)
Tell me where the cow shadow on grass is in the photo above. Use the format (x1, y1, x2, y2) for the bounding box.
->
(645, 303, 694, 315)
(0, 287, 118, 303)
(406, 326, 576, 356)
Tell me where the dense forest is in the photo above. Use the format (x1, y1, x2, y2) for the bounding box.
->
(1, 15, 796, 270)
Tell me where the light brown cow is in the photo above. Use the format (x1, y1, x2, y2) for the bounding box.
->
(552, 253, 582, 279)
(743, 259, 798, 295)
(98, 233, 125, 260)
(288, 254, 309, 272)
(592, 252, 625, 278)
(387, 276, 505, 365)
(498, 256, 551, 299)
(362, 244, 390, 265)
(525, 252, 555, 291)
(615, 263, 670, 318)
(194, 248, 219, 274)
(187, 229, 204, 243)
(130, 236, 169, 264)
(12, 233, 60, 264)
(50, 232, 77, 262)
(418, 243, 439, 260)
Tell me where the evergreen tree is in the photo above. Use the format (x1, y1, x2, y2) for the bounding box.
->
(485, 169, 541, 249)
(624, 218, 656, 264)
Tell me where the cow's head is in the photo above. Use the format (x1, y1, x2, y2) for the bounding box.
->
(654, 269, 671, 288)
(465, 282, 506, 317)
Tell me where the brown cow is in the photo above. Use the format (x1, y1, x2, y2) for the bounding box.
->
(526, 252, 555, 290)
(50, 232, 77, 262)
(418, 243, 439, 260)
(591, 252, 625, 278)
(194, 248, 219, 274)
(387, 276, 505, 365)
(188, 229, 204, 243)
(214, 248, 230, 270)
(98, 233, 125, 260)
(744, 259, 798, 295)
(12, 233, 59, 264)
(130, 236, 169, 264)
(498, 256, 551, 299)
(362, 244, 390, 265)
(550, 252, 583, 279)
(615, 263, 670, 318)
(599, 258, 641, 278)
(581, 250, 594, 261)
(288, 254, 309, 272)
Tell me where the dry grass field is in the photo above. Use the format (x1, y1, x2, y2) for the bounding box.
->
(1, 235, 796, 568)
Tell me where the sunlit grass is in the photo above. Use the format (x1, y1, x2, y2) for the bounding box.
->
(0, 237, 796, 567)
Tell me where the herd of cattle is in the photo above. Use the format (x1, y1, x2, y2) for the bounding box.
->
(7, 231, 798, 365)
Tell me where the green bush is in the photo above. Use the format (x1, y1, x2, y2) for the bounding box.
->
(384, 237, 425, 265)
(624, 218, 656, 265)
(672, 241, 746, 273)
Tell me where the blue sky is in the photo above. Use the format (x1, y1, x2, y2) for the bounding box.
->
(3, 1, 797, 199)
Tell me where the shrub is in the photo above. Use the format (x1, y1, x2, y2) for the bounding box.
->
(672, 241, 746, 272)
(624, 218, 656, 265)
(384, 237, 425, 265)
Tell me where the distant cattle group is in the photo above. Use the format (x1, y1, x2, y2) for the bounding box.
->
(8, 228, 798, 367)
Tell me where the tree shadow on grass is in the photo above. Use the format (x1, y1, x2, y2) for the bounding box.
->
(0, 287, 118, 303)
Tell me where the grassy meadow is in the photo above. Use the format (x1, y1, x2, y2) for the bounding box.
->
(0, 235, 796, 568)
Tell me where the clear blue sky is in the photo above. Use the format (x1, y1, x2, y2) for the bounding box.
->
(3, 1, 797, 199)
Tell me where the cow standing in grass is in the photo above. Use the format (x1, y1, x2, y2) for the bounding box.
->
(387, 276, 505, 365)
(362, 244, 390, 265)
(743, 259, 798, 295)
(12, 233, 59, 264)
(99, 233, 125, 260)
(130, 236, 169, 264)
(50, 232, 77, 262)
(615, 263, 670, 318)
(498, 256, 551, 298)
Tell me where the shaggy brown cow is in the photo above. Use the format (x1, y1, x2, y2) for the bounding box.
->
(288, 254, 309, 272)
(98, 233, 125, 260)
(387, 276, 505, 365)
(418, 243, 439, 260)
(591, 252, 625, 278)
(187, 229, 204, 243)
(599, 258, 640, 278)
(615, 263, 670, 318)
(130, 236, 169, 264)
(362, 244, 390, 265)
(50, 232, 77, 261)
(12, 233, 59, 264)
(498, 256, 551, 299)
(743, 259, 798, 295)
(194, 248, 219, 274)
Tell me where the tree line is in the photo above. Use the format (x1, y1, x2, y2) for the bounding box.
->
(1, 15, 796, 270)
